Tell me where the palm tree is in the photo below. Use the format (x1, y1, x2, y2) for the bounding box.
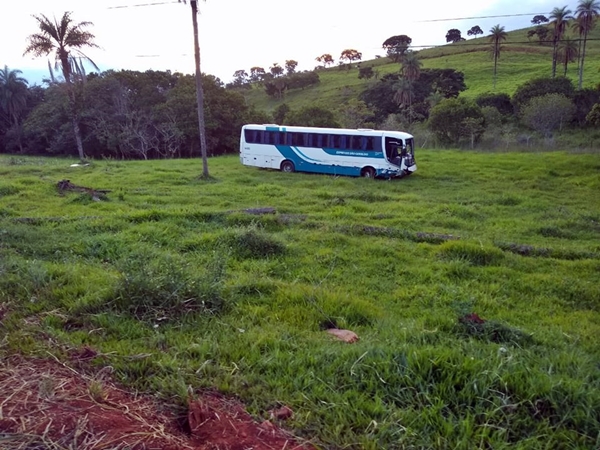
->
(400, 52, 422, 82)
(489, 25, 507, 90)
(559, 38, 579, 76)
(0, 66, 29, 152)
(179, 0, 209, 178)
(575, 0, 600, 88)
(24, 12, 98, 163)
(393, 78, 414, 108)
(572, 16, 586, 73)
(549, 6, 574, 78)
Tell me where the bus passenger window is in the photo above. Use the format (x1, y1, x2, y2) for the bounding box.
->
(304, 133, 311, 147)
(364, 137, 374, 150)
(314, 134, 323, 148)
(291, 133, 301, 146)
(359, 136, 367, 150)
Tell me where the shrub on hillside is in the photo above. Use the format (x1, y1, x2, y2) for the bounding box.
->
(573, 90, 600, 126)
(428, 98, 485, 146)
(512, 77, 574, 115)
(587, 103, 600, 126)
(521, 94, 575, 138)
(476, 92, 513, 116)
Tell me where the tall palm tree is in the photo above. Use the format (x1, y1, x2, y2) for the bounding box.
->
(400, 52, 422, 82)
(572, 16, 586, 73)
(393, 78, 415, 108)
(0, 66, 29, 152)
(179, 0, 209, 178)
(24, 12, 98, 162)
(575, 0, 600, 88)
(489, 25, 507, 90)
(559, 38, 579, 76)
(549, 6, 574, 78)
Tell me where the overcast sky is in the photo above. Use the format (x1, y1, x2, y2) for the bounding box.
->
(1, 0, 579, 85)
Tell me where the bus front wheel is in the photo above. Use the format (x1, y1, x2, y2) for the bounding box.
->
(281, 160, 295, 173)
(361, 167, 376, 179)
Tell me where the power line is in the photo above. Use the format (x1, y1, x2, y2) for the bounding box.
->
(127, 38, 600, 59)
(407, 38, 600, 49)
(107, 1, 179, 9)
(417, 12, 551, 23)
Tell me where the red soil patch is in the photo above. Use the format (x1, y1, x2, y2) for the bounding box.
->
(0, 354, 314, 450)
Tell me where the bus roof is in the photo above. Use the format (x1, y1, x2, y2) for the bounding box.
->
(242, 124, 413, 140)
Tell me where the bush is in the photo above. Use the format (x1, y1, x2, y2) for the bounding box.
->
(586, 103, 600, 126)
(512, 77, 574, 115)
(476, 92, 513, 116)
(521, 94, 575, 138)
(428, 98, 484, 146)
(572, 89, 600, 126)
(358, 66, 374, 79)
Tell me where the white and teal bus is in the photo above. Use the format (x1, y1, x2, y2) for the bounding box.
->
(239, 124, 416, 179)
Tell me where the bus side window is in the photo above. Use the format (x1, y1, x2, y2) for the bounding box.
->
(257, 131, 265, 144)
(334, 135, 341, 148)
(363, 137, 374, 151)
(304, 133, 311, 147)
(291, 133, 301, 147)
(273, 131, 281, 145)
(314, 134, 323, 148)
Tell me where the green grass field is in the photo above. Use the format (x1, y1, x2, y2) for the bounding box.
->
(243, 24, 600, 113)
(1, 151, 599, 449)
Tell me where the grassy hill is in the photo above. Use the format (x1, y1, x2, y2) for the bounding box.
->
(1, 153, 599, 448)
(243, 24, 600, 114)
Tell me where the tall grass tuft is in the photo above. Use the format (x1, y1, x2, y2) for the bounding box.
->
(220, 227, 286, 259)
(112, 250, 227, 319)
(438, 241, 504, 266)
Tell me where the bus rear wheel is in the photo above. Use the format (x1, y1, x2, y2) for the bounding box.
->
(281, 160, 295, 173)
(361, 167, 376, 179)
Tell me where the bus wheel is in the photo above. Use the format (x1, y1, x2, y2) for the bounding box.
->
(281, 160, 295, 173)
(361, 167, 376, 178)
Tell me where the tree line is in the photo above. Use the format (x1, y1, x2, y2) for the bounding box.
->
(0, 68, 269, 159)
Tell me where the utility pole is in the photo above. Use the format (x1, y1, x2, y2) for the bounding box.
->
(182, 0, 209, 177)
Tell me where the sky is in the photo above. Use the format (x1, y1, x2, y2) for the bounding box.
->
(1, 0, 581, 86)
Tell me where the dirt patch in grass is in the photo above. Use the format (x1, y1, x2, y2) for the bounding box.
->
(0, 354, 314, 450)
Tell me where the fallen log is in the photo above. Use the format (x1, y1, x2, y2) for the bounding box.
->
(57, 180, 111, 201)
